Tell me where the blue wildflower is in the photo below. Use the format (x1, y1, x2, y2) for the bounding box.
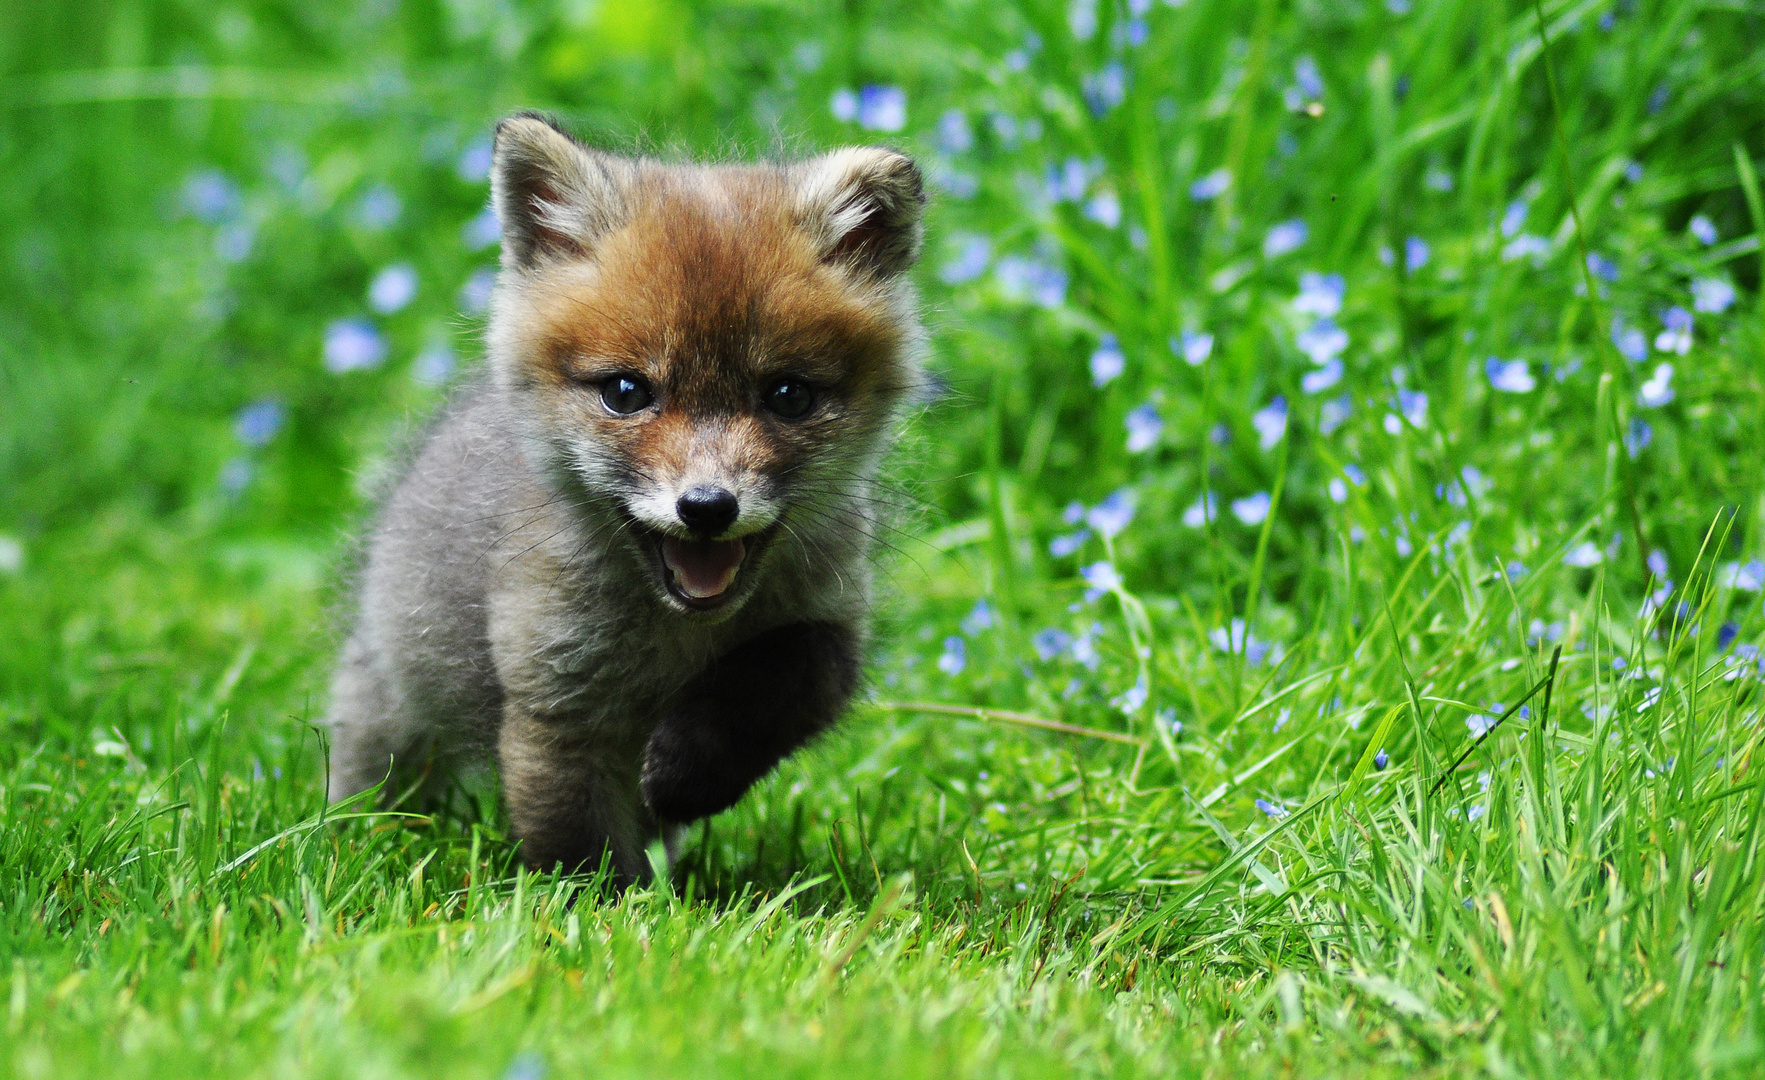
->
(1688, 215, 1718, 245)
(1084, 190, 1122, 228)
(412, 343, 456, 387)
(1586, 252, 1619, 282)
(1087, 488, 1137, 538)
(1293, 272, 1345, 317)
(1081, 561, 1122, 592)
(1252, 397, 1288, 450)
(1297, 318, 1348, 364)
(1404, 236, 1430, 271)
(1624, 417, 1652, 458)
(1500, 199, 1529, 238)
(182, 170, 240, 224)
(219, 457, 253, 493)
(1302, 358, 1343, 394)
(1719, 621, 1740, 651)
(1637, 364, 1675, 407)
(1068, 0, 1099, 40)
(459, 267, 496, 315)
(1502, 234, 1550, 262)
(1049, 530, 1090, 558)
(939, 235, 991, 284)
(1564, 542, 1603, 568)
(937, 636, 967, 675)
(456, 139, 493, 183)
(1182, 494, 1217, 528)
(962, 599, 995, 635)
(1081, 62, 1127, 116)
(995, 256, 1067, 308)
(1112, 676, 1148, 716)
(1466, 714, 1495, 737)
(1611, 317, 1647, 363)
(503, 1051, 546, 1080)
(1692, 277, 1736, 314)
(1033, 628, 1073, 662)
(1400, 390, 1428, 426)
(1125, 404, 1163, 453)
(354, 185, 401, 230)
(1486, 358, 1536, 393)
(369, 263, 418, 314)
(215, 221, 255, 264)
(1293, 55, 1323, 98)
(234, 400, 285, 447)
(323, 319, 387, 374)
(1255, 798, 1287, 819)
(1189, 169, 1232, 201)
(937, 109, 973, 154)
(1047, 157, 1091, 203)
(1263, 219, 1308, 258)
(1655, 308, 1692, 355)
(1232, 491, 1272, 526)
(829, 88, 859, 122)
(462, 206, 501, 250)
(1174, 330, 1214, 366)
(1720, 560, 1765, 591)
(1320, 394, 1353, 434)
(1648, 549, 1670, 580)
(1070, 635, 1100, 672)
(856, 85, 907, 131)
(1090, 334, 1125, 386)
(1373, 748, 1389, 770)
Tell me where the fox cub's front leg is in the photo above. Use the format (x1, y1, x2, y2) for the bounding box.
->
(499, 704, 656, 882)
(641, 621, 860, 823)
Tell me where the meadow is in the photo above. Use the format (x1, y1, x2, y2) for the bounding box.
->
(2, 0, 1764, 1076)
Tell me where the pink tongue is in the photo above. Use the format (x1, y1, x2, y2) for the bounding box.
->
(662, 537, 745, 599)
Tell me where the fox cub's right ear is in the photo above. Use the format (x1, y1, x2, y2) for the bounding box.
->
(794, 148, 926, 279)
(491, 112, 631, 271)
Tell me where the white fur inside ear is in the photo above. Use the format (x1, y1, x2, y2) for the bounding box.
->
(794, 147, 924, 275)
(492, 116, 631, 269)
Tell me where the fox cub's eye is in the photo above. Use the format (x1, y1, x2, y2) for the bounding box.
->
(764, 379, 815, 420)
(599, 375, 654, 415)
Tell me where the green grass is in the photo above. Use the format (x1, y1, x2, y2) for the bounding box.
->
(3, 0, 1765, 1076)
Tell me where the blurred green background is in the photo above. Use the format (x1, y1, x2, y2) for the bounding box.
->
(3, 0, 1759, 741)
(3, 1, 1765, 1076)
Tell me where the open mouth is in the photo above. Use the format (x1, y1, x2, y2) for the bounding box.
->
(648, 526, 777, 611)
(660, 535, 747, 607)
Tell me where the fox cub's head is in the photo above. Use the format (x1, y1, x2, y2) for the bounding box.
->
(485, 114, 925, 617)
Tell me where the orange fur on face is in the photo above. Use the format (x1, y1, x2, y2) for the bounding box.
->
(496, 164, 914, 516)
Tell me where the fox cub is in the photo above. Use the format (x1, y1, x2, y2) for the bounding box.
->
(326, 114, 926, 881)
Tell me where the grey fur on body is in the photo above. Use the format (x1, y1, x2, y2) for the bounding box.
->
(325, 115, 924, 882)
(328, 382, 874, 880)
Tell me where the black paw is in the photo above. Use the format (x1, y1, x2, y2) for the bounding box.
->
(640, 705, 756, 823)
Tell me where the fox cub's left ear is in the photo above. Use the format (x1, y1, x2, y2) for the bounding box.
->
(491, 112, 632, 271)
(794, 148, 926, 278)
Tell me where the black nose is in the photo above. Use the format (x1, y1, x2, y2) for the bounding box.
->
(676, 487, 739, 537)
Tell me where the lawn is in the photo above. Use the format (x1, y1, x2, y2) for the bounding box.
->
(2, 0, 1764, 1077)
